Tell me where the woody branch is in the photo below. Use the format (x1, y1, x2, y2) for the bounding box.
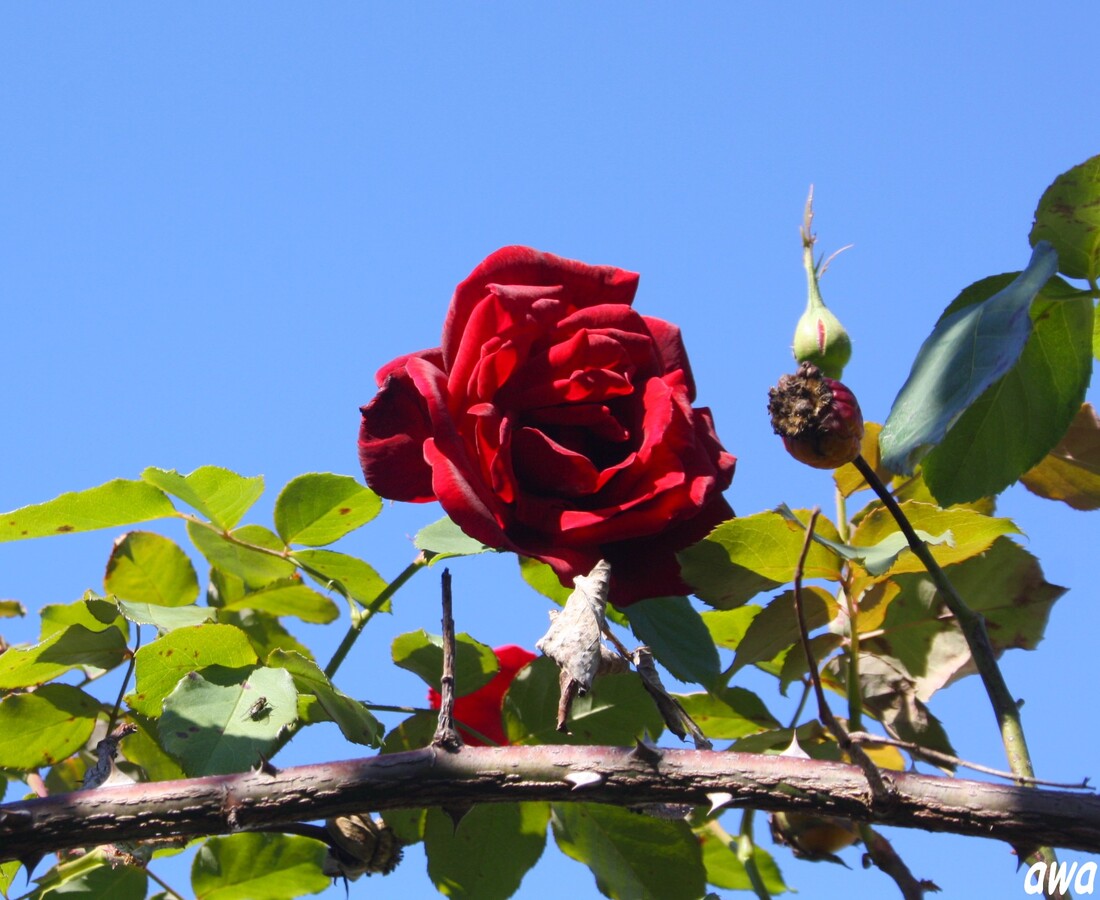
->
(2, 746, 1098, 862)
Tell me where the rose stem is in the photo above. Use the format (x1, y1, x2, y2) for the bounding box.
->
(432, 568, 462, 750)
(850, 456, 1033, 775)
(323, 553, 428, 680)
(792, 509, 888, 801)
(851, 453, 1062, 888)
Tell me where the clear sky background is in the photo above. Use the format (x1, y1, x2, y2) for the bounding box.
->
(2, 5, 1097, 899)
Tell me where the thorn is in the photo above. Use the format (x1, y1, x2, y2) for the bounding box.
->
(564, 771, 604, 790)
(706, 792, 735, 815)
(780, 733, 811, 759)
(253, 753, 279, 777)
(629, 734, 664, 767)
(1011, 844, 1041, 870)
(19, 851, 45, 880)
(441, 802, 473, 832)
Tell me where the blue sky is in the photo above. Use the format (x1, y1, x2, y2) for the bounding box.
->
(2, 5, 1097, 898)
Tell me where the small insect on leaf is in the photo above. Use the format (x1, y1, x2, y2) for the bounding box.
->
(243, 697, 272, 721)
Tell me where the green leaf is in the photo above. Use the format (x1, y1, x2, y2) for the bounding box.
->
(674, 686, 780, 739)
(679, 510, 842, 609)
(273, 473, 381, 546)
(503, 656, 664, 745)
(730, 587, 837, 674)
(391, 629, 498, 696)
(518, 555, 574, 603)
(267, 650, 382, 747)
(115, 600, 215, 633)
(0, 479, 176, 542)
(40, 595, 123, 640)
(1021, 401, 1100, 510)
(1030, 153, 1100, 281)
(31, 847, 148, 899)
(414, 516, 493, 561)
(1094, 302, 1100, 361)
(104, 531, 199, 607)
(219, 578, 339, 624)
(0, 624, 129, 689)
(128, 624, 259, 717)
(0, 859, 20, 896)
(192, 832, 329, 900)
(290, 549, 389, 609)
(697, 819, 788, 893)
(159, 666, 297, 776)
(879, 242, 1060, 474)
(0, 684, 100, 769)
(851, 501, 1019, 577)
(730, 721, 836, 757)
(187, 522, 295, 589)
(921, 284, 1093, 503)
(701, 606, 762, 651)
(222, 610, 314, 663)
(141, 466, 264, 530)
(624, 596, 721, 687)
(123, 712, 186, 782)
(425, 803, 549, 900)
(381, 710, 437, 755)
(551, 803, 706, 900)
(777, 633, 845, 695)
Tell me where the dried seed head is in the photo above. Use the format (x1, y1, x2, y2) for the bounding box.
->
(768, 362, 864, 469)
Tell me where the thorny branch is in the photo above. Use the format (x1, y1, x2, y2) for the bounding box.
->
(2, 746, 1099, 863)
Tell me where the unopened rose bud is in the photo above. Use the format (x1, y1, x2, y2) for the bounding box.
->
(793, 188, 852, 379)
(793, 300, 852, 380)
(768, 362, 864, 470)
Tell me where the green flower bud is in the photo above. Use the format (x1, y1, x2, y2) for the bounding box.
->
(792, 188, 852, 380)
(793, 296, 852, 380)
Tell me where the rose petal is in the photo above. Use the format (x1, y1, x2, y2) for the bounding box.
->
(642, 316, 697, 401)
(513, 426, 602, 497)
(602, 494, 735, 604)
(428, 644, 537, 745)
(443, 246, 639, 370)
(358, 353, 447, 503)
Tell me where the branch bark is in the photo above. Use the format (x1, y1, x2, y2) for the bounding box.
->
(2, 745, 1098, 862)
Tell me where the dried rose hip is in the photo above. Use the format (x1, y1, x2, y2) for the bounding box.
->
(768, 362, 864, 470)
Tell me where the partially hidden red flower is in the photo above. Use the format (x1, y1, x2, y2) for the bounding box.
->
(358, 246, 736, 606)
(768, 362, 864, 469)
(428, 645, 537, 746)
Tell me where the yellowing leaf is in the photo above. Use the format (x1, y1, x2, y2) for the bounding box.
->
(851, 501, 1018, 577)
(834, 422, 891, 497)
(1021, 402, 1100, 510)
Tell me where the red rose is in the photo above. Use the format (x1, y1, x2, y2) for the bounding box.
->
(358, 246, 735, 605)
(428, 644, 537, 746)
